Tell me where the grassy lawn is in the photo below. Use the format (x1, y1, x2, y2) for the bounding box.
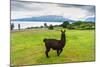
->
(11, 29, 95, 66)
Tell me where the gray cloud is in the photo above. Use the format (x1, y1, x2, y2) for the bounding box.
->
(11, 1, 95, 20)
(58, 4, 95, 16)
(11, 1, 95, 16)
(11, 1, 44, 11)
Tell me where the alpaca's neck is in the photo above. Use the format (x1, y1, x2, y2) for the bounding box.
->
(61, 34, 66, 46)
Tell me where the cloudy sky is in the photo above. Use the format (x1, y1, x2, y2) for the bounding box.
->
(11, 0, 95, 21)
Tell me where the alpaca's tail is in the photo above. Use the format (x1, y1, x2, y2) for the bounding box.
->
(43, 39, 47, 42)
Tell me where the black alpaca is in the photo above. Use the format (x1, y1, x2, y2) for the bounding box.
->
(43, 30, 66, 58)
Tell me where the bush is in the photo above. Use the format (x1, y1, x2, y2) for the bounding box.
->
(11, 23, 14, 30)
(70, 21, 95, 30)
(61, 21, 69, 28)
(48, 24, 54, 30)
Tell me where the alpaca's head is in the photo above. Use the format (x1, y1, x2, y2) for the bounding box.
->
(61, 30, 66, 35)
(60, 30, 66, 46)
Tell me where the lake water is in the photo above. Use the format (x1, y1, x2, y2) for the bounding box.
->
(11, 21, 62, 29)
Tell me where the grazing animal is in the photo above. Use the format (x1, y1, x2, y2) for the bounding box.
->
(43, 30, 66, 58)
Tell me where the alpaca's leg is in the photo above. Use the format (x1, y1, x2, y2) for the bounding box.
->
(57, 50, 59, 56)
(45, 48, 50, 58)
(59, 49, 63, 56)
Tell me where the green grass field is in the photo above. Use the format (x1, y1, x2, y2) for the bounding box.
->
(11, 29, 95, 66)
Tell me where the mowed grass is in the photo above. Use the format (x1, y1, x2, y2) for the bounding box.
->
(11, 29, 95, 66)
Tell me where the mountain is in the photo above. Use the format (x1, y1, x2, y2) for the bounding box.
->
(12, 15, 74, 22)
(85, 17, 95, 22)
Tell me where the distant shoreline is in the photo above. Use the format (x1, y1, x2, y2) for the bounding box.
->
(11, 21, 62, 29)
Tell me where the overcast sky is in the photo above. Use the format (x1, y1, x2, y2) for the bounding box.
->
(11, 0, 95, 21)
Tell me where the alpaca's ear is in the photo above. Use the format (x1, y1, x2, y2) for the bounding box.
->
(64, 30, 66, 32)
(61, 30, 63, 32)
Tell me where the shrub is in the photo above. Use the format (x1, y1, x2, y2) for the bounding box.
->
(48, 24, 54, 30)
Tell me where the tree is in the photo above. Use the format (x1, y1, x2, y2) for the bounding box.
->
(61, 21, 69, 28)
(18, 24, 20, 30)
(73, 21, 82, 26)
(11, 23, 14, 30)
(40, 26, 43, 28)
(72, 21, 95, 30)
(48, 24, 54, 30)
(44, 23, 48, 28)
(67, 24, 75, 29)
